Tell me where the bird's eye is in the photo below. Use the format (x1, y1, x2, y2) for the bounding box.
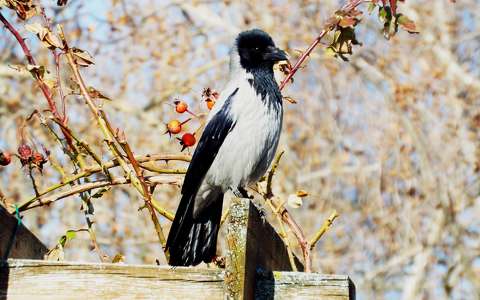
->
(254, 47, 260, 51)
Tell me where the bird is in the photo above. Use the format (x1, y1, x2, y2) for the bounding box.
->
(166, 29, 287, 266)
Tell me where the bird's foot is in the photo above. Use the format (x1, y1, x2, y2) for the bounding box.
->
(211, 255, 226, 268)
(257, 205, 267, 223)
(232, 186, 250, 198)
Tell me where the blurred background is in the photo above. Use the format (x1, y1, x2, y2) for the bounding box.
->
(1, 0, 479, 299)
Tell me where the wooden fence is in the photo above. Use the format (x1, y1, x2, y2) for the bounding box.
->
(0, 198, 355, 299)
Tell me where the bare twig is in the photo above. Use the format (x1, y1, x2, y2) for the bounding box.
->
(20, 175, 182, 212)
(116, 129, 169, 259)
(28, 167, 40, 197)
(54, 52, 68, 123)
(309, 210, 339, 250)
(17, 153, 189, 212)
(266, 150, 284, 198)
(0, 12, 59, 118)
(81, 192, 109, 262)
(263, 150, 312, 272)
(264, 197, 298, 272)
(279, 0, 365, 91)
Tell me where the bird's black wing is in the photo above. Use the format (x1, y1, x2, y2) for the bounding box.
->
(181, 87, 239, 197)
(166, 88, 239, 265)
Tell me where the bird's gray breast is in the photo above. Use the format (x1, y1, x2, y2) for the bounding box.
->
(205, 84, 282, 190)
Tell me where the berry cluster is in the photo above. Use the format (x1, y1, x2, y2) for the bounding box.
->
(165, 88, 219, 152)
(0, 143, 48, 171)
(18, 143, 48, 171)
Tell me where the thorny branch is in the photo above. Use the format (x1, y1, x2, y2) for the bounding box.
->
(22, 175, 181, 214)
(309, 210, 339, 250)
(0, 0, 423, 272)
(279, 0, 365, 91)
(62, 31, 172, 259)
(0, 12, 60, 119)
(263, 151, 312, 272)
(1, 9, 181, 260)
(17, 153, 188, 211)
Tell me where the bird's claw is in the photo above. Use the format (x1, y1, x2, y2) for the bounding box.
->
(258, 206, 267, 223)
(232, 186, 252, 199)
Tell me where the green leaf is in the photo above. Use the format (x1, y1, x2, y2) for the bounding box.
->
(58, 235, 67, 247)
(66, 230, 77, 240)
(379, 7, 388, 21)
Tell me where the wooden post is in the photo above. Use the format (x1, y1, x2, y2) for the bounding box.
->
(225, 198, 304, 299)
(0, 205, 48, 260)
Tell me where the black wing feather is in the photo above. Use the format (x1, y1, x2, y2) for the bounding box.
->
(181, 87, 239, 197)
(166, 88, 239, 266)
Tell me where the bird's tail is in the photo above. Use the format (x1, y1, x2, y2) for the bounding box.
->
(166, 192, 224, 266)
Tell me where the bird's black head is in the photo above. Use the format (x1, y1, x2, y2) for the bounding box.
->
(236, 29, 287, 71)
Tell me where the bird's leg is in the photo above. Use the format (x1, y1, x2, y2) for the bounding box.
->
(231, 186, 253, 199)
(231, 188, 245, 198)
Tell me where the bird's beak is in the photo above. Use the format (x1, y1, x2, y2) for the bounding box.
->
(264, 46, 288, 62)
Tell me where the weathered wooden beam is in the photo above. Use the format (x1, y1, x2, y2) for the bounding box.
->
(0, 259, 224, 300)
(256, 270, 355, 300)
(0, 205, 48, 260)
(0, 199, 355, 300)
(225, 198, 304, 299)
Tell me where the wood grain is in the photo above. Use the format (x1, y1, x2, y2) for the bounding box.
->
(1, 259, 224, 300)
(0, 206, 48, 260)
(256, 270, 355, 300)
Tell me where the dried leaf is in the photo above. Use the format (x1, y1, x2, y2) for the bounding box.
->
(25, 23, 63, 49)
(72, 48, 95, 66)
(328, 27, 361, 61)
(112, 254, 125, 263)
(43, 72, 58, 89)
(44, 244, 64, 261)
(397, 14, 419, 33)
(44, 31, 64, 49)
(283, 96, 297, 104)
(25, 23, 47, 37)
(4, 0, 37, 20)
(338, 17, 358, 28)
(26, 64, 45, 79)
(87, 87, 112, 101)
(296, 190, 309, 197)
